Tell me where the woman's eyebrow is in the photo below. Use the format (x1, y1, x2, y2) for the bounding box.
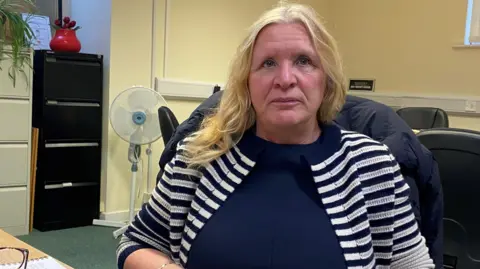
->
(256, 48, 316, 58)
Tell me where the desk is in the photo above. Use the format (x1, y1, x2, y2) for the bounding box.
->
(0, 229, 73, 268)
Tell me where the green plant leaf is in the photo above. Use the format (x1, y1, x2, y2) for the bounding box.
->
(0, 0, 36, 88)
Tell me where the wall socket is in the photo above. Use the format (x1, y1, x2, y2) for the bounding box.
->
(465, 100, 477, 112)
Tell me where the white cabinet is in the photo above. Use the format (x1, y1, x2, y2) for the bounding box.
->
(0, 187, 28, 230)
(0, 58, 30, 99)
(0, 144, 29, 186)
(0, 52, 33, 236)
(0, 100, 31, 141)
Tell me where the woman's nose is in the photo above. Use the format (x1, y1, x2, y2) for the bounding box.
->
(274, 63, 297, 90)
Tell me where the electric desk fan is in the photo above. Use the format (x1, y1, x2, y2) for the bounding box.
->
(93, 86, 167, 238)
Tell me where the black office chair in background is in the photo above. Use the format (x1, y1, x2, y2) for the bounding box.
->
(158, 106, 179, 145)
(396, 107, 449, 130)
(417, 128, 480, 269)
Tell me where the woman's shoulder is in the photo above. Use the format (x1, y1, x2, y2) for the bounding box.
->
(165, 135, 204, 178)
(336, 130, 402, 199)
(336, 129, 399, 175)
(337, 129, 392, 155)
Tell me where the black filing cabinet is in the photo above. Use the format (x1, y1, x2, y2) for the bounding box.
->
(32, 50, 103, 231)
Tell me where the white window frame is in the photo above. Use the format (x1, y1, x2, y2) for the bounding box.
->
(465, 0, 480, 45)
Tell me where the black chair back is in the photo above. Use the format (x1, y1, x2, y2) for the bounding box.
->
(396, 107, 449, 129)
(417, 128, 480, 269)
(158, 106, 179, 145)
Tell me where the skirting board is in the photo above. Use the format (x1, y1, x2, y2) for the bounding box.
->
(156, 77, 480, 116)
(3, 225, 28, 237)
(99, 209, 141, 222)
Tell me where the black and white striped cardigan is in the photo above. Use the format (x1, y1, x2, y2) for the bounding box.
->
(116, 128, 434, 269)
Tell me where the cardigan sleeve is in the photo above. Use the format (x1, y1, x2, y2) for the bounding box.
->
(116, 156, 176, 269)
(388, 154, 435, 269)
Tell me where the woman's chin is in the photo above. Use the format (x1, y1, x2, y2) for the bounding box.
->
(268, 112, 307, 127)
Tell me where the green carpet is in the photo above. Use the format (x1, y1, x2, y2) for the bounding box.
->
(17, 226, 119, 269)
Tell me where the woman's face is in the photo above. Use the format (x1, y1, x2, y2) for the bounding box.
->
(248, 22, 326, 129)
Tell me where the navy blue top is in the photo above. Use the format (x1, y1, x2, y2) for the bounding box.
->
(187, 124, 347, 269)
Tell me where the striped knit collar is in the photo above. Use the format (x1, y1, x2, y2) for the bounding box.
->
(235, 122, 342, 165)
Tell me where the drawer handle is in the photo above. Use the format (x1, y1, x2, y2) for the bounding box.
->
(45, 57, 101, 66)
(45, 142, 99, 148)
(45, 182, 98, 189)
(46, 100, 100, 107)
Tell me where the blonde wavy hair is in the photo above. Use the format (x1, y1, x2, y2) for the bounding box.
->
(183, 2, 347, 168)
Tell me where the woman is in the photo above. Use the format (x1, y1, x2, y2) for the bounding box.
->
(117, 3, 434, 269)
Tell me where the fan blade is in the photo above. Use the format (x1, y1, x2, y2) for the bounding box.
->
(130, 127, 145, 145)
(142, 111, 162, 141)
(111, 106, 138, 138)
(128, 88, 159, 111)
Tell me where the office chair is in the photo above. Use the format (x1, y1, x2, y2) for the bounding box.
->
(158, 106, 179, 146)
(396, 107, 449, 130)
(417, 128, 480, 269)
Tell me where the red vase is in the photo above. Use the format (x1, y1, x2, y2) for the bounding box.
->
(49, 29, 81, 53)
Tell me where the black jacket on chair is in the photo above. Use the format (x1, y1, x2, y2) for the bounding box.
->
(158, 92, 444, 269)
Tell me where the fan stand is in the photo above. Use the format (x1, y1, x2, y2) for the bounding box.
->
(143, 143, 153, 203)
(93, 144, 141, 239)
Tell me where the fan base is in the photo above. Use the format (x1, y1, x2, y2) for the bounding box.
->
(92, 219, 129, 238)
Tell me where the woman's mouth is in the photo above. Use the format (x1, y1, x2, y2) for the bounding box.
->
(272, 98, 300, 105)
(273, 98, 298, 103)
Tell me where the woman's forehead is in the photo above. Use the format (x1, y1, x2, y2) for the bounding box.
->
(252, 23, 317, 56)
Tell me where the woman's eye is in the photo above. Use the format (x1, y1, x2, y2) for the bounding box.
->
(296, 56, 311, 66)
(262, 59, 276, 68)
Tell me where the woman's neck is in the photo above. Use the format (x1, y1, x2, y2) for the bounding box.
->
(255, 120, 321, 145)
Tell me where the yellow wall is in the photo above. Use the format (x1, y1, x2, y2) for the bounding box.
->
(163, 0, 329, 82)
(329, 0, 479, 95)
(327, 0, 480, 130)
(105, 0, 154, 213)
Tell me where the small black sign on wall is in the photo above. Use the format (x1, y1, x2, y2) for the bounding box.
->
(349, 79, 375, 91)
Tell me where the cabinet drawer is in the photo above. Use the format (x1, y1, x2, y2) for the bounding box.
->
(43, 101, 102, 140)
(0, 57, 31, 98)
(37, 142, 101, 185)
(0, 99, 30, 141)
(43, 55, 102, 102)
(34, 183, 99, 231)
(0, 187, 27, 228)
(0, 144, 28, 187)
